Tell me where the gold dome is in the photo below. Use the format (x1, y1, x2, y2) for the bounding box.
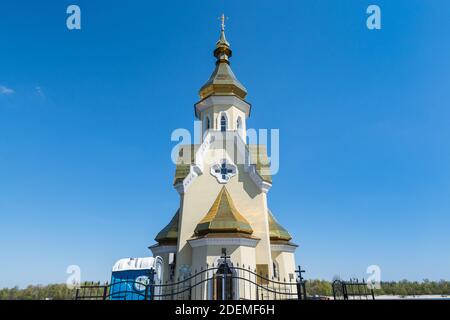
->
(198, 15, 247, 100)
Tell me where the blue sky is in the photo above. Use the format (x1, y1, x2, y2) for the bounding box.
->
(1, 0, 450, 288)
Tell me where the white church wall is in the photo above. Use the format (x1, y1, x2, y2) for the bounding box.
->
(188, 244, 257, 300)
(175, 143, 272, 278)
(198, 105, 247, 141)
(271, 250, 297, 283)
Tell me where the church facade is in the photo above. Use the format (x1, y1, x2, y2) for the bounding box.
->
(149, 18, 298, 299)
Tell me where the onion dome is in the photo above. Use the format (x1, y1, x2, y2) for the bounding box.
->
(198, 14, 247, 100)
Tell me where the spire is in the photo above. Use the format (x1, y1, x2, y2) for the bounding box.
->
(198, 14, 248, 100)
(214, 14, 231, 63)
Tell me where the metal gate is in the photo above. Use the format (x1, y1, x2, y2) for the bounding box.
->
(75, 254, 307, 300)
(332, 279, 375, 300)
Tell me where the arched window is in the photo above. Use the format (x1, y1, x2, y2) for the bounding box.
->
(273, 261, 279, 279)
(206, 116, 211, 130)
(220, 114, 227, 132)
(236, 116, 242, 130)
(215, 262, 233, 300)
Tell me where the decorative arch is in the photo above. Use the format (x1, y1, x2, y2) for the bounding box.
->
(205, 115, 211, 131)
(236, 116, 244, 137)
(220, 113, 227, 132)
(273, 260, 280, 280)
(209, 255, 239, 300)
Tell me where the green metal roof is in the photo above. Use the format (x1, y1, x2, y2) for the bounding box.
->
(194, 187, 253, 236)
(155, 209, 179, 244)
(173, 144, 199, 185)
(268, 209, 292, 242)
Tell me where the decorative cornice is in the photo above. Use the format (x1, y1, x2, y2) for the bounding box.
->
(188, 237, 259, 248)
(195, 95, 251, 119)
(148, 244, 177, 256)
(270, 243, 298, 253)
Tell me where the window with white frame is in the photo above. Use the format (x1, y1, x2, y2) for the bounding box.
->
(206, 115, 211, 130)
(236, 116, 243, 136)
(220, 114, 227, 132)
(273, 261, 279, 279)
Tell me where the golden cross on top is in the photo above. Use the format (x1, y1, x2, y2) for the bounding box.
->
(219, 14, 228, 31)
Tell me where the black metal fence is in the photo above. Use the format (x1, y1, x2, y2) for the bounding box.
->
(332, 279, 375, 300)
(75, 282, 109, 300)
(75, 272, 377, 301)
(75, 255, 307, 301)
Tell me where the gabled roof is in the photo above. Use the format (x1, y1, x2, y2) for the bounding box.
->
(268, 210, 292, 242)
(194, 187, 253, 236)
(155, 209, 179, 245)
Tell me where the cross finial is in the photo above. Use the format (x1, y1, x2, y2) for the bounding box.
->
(295, 265, 306, 281)
(221, 248, 230, 261)
(219, 13, 227, 31)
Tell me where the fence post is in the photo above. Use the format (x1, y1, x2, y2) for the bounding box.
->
(103, 283, 108, 300)
(148, 268, 156, 301)
(302, 280, 307, 300)
(222, 274, 226, 300)
(212, 273, 216, 300)
(296, 281, 302, 300)
(343, 282, 348, 300)
(144, 284, 149, 300)
(295, 265, 306, 300)
(332, 281, 337, 300)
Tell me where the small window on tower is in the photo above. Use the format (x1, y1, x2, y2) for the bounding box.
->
(206, 116, 211, 130)
(273, 261, 278, 279)
(237, 117, 242, 130)
(220, 115, 227, 132)
(169, 253, 176, 280)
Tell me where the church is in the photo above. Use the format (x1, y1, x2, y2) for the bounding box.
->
(149, 16, 298, 299)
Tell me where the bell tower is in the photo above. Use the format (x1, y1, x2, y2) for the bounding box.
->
(195, 14, 250, 141)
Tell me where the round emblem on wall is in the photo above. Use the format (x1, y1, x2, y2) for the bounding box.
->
(210, 159, 237, 184)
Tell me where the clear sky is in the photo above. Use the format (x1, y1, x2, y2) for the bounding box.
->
(1, 0, 450, 288)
